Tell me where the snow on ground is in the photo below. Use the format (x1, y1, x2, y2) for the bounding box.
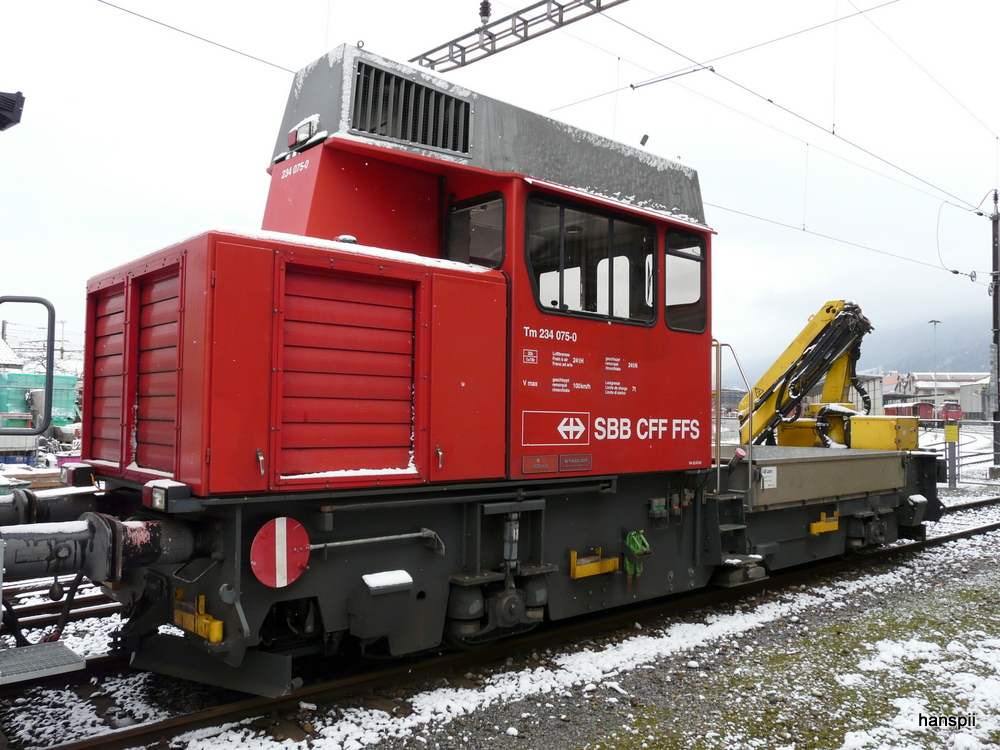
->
(165, 532, 1000, 750)
(923, 423, 996, 492)
(3, 684, 108, 748)
(159, 423, 1000, 750)
(59, 612, 126, 658)
(0, 607, 123, 657)
(676, 535, 1000, 750)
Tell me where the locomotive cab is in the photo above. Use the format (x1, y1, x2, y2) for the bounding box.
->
(262, 101, 714, 485)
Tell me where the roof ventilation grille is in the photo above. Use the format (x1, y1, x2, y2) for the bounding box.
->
(351, 61, 471, 155)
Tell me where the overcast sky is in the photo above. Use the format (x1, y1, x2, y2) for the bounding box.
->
(1, 0, 996, 380)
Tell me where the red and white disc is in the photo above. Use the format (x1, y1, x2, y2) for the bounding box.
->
(250, 517, 311, 588)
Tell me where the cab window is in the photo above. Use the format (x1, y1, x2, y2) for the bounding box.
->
(446, 195, 504, 268)
(664, 231, 706, 333)
(526, 196, 654, 323)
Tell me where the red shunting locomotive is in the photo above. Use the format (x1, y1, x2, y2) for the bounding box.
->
(0, 45, 938, 696)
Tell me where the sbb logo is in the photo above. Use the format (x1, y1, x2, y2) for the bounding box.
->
(594, 417, 631, 440)
(593, 417, 701, 440)
(522, 411, 590, 446)
(557, 417, 586, 440)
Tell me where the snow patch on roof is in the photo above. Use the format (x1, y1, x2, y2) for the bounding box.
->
(204, 227, 496, 276)
(0, 338, 22, 368)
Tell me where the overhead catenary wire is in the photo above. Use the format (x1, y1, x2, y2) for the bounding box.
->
(627, 0, 904, 92)
(545, 10, 971, 220)
(617, 58, 984, 280)
(90, 0, 986, 219)
(974, 189, 997, 213)
(845, 0, 998, 140)
(487, 0, 661, 79)
(496, 0, 972, 275)
(546, 0, 988, 265)
(552, 0, 904, 110)
(665, 72, 969, 213)
(94, 0, 296, 74)
(706, 200, 986, 283)
(937, 202, 958, 270)
(599, 10, 984, 213)
(934, 201, 979, 279)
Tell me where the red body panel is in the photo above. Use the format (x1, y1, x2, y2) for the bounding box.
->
(939, 402, 963, 420)
(885, 402, 934, 419)
(262, 147, 440, 258)
(83, 231, 507, 496)
(506, 183, 711, 479)
(204, 242, 273, 493)
(87, 289, 126, 465)
(427, 274, 507, 482)
(83, 137, 712, 497)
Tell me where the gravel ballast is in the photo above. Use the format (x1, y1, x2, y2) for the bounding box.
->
(160, 519, 1000, 750)
(3, 481, 999, 750)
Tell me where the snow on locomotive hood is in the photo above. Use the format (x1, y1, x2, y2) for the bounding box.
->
(203, 226, 499, 275)
(271, 44, 706, 225)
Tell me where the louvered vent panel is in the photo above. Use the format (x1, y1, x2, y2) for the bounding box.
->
(135, 272, 180, 473)
(89, 290, 125, 464)
(351, 61, 471, 155)
(279, 269, 415, 477)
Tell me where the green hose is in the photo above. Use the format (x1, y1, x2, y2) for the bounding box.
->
(624, 530, 650, 578)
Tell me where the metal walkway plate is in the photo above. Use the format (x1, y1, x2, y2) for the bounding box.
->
(0, 642, 85, 684)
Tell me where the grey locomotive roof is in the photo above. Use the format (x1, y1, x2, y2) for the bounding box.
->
(272, 45, 705, 225)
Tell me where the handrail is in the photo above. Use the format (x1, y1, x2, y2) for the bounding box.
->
(0, 297, 55, 436)
(709, 339, 753, 497)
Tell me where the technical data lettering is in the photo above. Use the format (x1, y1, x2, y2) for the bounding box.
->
(551, 378, 570, 393)
(552, 351, 572, 367)
(604, 381, 628, 396)
(604, 356, 622, 371)
(593, 418, 701, 441)
(523, 326, 578, 342)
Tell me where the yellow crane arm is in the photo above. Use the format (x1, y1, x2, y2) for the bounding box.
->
(738, 301, 873, 445)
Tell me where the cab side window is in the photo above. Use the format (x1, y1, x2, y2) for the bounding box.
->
(664, 231, 706, 333)
(446, 195, 504, 268)
(526, 196, 654, 323)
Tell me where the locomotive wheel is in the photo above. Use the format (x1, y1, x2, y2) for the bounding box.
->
(443, 617, 538, 651)
(443, 630, 503, 651)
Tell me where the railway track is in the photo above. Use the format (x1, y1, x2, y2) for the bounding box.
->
(2, 579, 119, 640)
(940, 495, 1000, 513)
(3, 498, 996, 750)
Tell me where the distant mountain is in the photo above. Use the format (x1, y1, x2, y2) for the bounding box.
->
(858, 312, 991, 374)
(719, 311, 992, 389)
